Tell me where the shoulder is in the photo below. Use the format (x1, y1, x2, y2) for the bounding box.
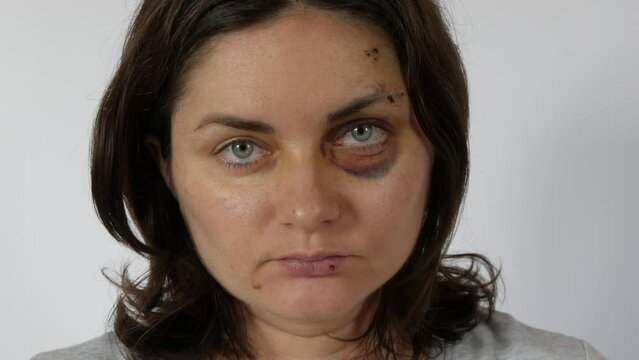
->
(439, 309, 608, 360)
(31, 332, 126, 360)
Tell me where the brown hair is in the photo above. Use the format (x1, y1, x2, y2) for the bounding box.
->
(91, 1, 502, 359)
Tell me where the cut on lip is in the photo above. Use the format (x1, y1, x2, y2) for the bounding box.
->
(278, 255, 346, 276)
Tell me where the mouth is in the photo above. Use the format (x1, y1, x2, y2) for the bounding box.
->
(276, 253, 349, 277)
(277, 252, 346, 262)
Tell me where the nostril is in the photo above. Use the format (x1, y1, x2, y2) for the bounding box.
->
(274, 168, 340, 231)
(277, 201, 339, 232)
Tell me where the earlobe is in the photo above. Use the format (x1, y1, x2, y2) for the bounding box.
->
(143, 135, 174, 193)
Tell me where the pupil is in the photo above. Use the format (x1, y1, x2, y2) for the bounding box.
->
(232, 142, 253, 159)
(352, 125, 372, 141)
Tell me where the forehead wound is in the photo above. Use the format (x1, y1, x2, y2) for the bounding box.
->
(364, 47, 380, 61)
(386, 92, 406, 104)
(370, 82, 406, 105)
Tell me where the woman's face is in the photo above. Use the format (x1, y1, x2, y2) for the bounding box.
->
(156, 8, 433, 332)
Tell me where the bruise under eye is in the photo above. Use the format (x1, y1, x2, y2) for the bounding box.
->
(331, 141, 398, 180)
(331, 131, 397, 179)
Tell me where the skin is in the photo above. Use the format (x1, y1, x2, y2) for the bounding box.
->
(147, 7, 433, 360)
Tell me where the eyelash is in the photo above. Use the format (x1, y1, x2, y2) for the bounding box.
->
(214, 120, 391, 169)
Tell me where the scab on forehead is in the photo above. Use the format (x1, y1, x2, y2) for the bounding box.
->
(364, 47, 380, 61)
(371, 83, 406, 104)
(387, 92, 406, 104)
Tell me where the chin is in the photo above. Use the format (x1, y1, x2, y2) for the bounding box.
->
(264, 277, 376, 322)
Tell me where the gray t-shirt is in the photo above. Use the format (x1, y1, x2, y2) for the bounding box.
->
(31, 310, 608, 359)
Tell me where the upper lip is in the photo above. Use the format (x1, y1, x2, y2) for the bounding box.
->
(277, 252, 347, 261)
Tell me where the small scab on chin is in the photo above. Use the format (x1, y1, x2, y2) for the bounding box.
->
(364, 47, 380, 60)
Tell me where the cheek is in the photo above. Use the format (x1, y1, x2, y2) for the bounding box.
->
(356, 149, 430, 263)
(173, 170, 267, 278)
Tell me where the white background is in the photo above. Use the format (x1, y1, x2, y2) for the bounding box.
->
(1, 1, 636, 359)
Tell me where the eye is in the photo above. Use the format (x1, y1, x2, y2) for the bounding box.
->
(214, 139, 269, 169)
(229, 141, 254, 159)
(334, 121, 390, 153)
(352, 125, 374, 142)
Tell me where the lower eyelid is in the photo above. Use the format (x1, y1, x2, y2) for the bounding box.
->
(222, 159, 258, 169)
(336, 134, 389, 153)
(343, 141, 383, 152)
(216, 153, 265, 171)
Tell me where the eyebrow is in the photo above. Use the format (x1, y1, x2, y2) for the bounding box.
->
(193, 91, 393, 134)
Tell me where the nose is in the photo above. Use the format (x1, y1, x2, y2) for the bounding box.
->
(274, 151, 340, 233)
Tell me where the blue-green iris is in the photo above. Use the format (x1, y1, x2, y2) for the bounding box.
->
(351, 125, 373, 142)
(231, 141, 254, 159)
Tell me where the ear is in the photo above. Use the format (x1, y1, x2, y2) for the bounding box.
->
(144, 135, 175, 195)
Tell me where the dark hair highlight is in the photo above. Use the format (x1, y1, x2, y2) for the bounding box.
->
(91, 1, 502, 359)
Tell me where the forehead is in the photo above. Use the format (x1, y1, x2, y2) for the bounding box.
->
(175, 8, 404, 118)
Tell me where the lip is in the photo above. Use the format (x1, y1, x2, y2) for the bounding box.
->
(277, 252, 346, 261)
(276, 252, 349, 277)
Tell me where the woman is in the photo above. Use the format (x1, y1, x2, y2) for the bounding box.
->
(33, 0, 606, 359)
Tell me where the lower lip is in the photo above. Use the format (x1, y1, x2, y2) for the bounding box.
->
(278, 256, 347, 277)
